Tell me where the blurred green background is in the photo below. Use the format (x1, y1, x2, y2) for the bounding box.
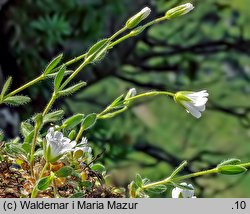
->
(1, 0, 250, 197)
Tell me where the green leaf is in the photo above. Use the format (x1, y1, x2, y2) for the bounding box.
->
(218, 158, 241, 167)
(43, 54, 63, 75)
(37, 175, 53, 190)
(142, 178, 151, 185)
(128, 181, 137, 198)
(0, 76, 12, 101)
(3, 95, 31, 106)
(68, 130, 76, 140)
(22, 143, 32, 155)
(70, 192, 85, 198)
(20, 122, 34, 138)
(47, 70, 73, 78)
(86, 38, 110, 62)
(81, 181, 92, 190)
(55, 166, 74, 177)
(109, 94, 124, 108)
(62, 114, 84, 129)
(145, 184, 167, 194)
(90, 163, 106, 174)
(81, 113, 97, 130)
(44, 110, 64, 124)
(218, 165, 247, 175)
(135, 174, 143, 188)
(54, 66, 66, 91)
(23, 130, 34, 144)
(4, 143, 27, 158)
(58, 82, 86, 97)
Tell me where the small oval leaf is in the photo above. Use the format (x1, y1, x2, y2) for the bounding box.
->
(58, 82, 86, 97)
(218, 165, 247, 175)
(145, 184, 167, 194)
(0, 76, 12, 100)
(62, 114, 84, 129)
(81, 113, 97, 130)
(90, 163, 105, 174)
(37, 176, 53, 190)
(218, 158, 241, 167)
(3, 95, 31, 106)
(44, 54, 63, 75)
(44, 110, 64, 124)
(55, 166, 73, 177)
(20, 122, 34, 138)
(54, 66, 66, 91)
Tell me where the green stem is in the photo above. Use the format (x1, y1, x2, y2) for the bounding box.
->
(142, 162, 250, 190)
(30, 122, 41, 178)
(39, 161, 49, 179)
(60, 59, 90, 89)
(42, 92, 57, 116)
(172, 168, 218, 182)
(127, 91, 175, 101)
(30, 93, 57, 177)
(31, 161, 49, 198)
(97, 91, 174, 119)
(75, 126, 85, 143)
(109, 26, 127, 41)
(52, 179, 58, 198)
(109, 16, 168, 48)
(5, 75, 44, 98)
(53, 53, 87, 72)
(109, 34, 132, 48)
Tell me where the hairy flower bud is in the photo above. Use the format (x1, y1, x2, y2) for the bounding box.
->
(165, 3, 194, 19)
(126, 7, 151, 29)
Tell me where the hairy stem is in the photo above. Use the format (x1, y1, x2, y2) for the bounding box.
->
(42, 92, 57, 116)
(5, 75, 44, 99)
(30, 122, 42, 178)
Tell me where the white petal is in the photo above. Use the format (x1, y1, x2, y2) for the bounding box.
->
(61, 137, 71, 144)
(193, 97, 208, 106)
(70, 140, 77, 147)
(182, 184, 195, 198)
(172, 187, 182, 198)
(54, 131, 63, 140)
(183, 102, 202, 118)
(193, 104, 206, 112)
(81, 137, 88, 144)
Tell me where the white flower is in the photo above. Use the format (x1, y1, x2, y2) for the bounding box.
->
(44, 127, 76, 163)
(172, 182, 196, 198)
(174, 90, 209, 118)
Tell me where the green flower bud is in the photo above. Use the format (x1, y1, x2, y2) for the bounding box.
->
(165, 3, 194, 19)
(126, 7, 151, 29)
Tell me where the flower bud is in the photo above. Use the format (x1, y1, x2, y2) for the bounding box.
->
(165, 3, 194, 19)
(125, 88, 137, 100)
(129, 26, 146, 37)
(126, 7, 151, 29)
